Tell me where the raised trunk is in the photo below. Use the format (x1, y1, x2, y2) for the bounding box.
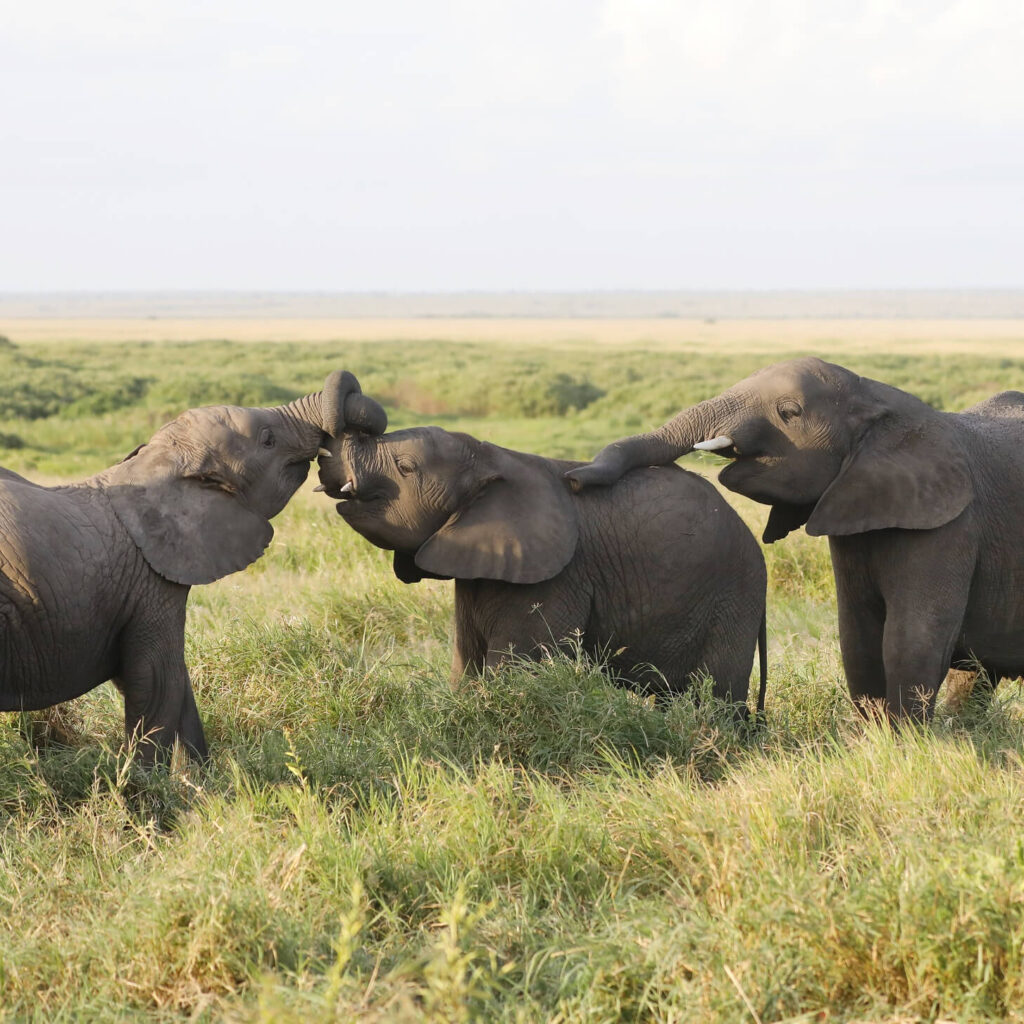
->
(278, 391, 327, 457)
(276, 371, 388, 457)
(319, 370, 388, 438)
(567, 392, 738, 490)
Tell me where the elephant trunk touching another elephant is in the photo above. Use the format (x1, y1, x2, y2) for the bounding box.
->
(0, 369, 386, 761)
(567, 390, 749, 491)
(282, 369, 389, 449)
(568, 356, 1024, 722)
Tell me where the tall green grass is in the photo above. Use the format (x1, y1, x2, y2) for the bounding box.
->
(1, 333, 1023, 1020)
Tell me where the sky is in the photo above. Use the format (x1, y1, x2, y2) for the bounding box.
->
(2, 0, 1023, 290)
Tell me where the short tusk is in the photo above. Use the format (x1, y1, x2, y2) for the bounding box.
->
(318, 447, 332, 458)
(313, 484, 325, 492)
(338, 481, 354, 494)
(693, 436, 733, 451)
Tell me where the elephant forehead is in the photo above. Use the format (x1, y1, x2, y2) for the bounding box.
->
(386, 427, 465, 460)
(153, 408, 258, 467)
(173, 407, 258, 442)
(750, 359, 850, 398)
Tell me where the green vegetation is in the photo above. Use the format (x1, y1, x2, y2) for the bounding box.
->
(2, 332, 1024, 1021)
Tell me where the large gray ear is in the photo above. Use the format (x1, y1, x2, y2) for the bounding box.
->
(102, 442, 273, 585)
(806, 388, 974, 537)
(413, 447, 579, 584)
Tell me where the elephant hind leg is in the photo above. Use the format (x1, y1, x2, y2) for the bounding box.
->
(697, 605, 762, 710)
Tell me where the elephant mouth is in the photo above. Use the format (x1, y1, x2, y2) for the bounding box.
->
(697, 443, 739, 460)
(693, 435, 738, 460)
(331, 480, 388, 515)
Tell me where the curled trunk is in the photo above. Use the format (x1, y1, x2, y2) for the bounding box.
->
(277, 370, 388, 457)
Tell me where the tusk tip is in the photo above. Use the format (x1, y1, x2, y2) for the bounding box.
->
(339, 481, 354, 494)
(313, 484, 325, 492)
(692, 436, 734, 452)
(318, 447, 332, 458)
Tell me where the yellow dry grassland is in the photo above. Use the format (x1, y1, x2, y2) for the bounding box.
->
(7, 314, 1024, 356)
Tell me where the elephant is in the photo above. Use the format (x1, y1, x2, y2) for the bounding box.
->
(316, 426, 767, 710)
(566, 355, 1024, 721)
(0, 370, 386, 761)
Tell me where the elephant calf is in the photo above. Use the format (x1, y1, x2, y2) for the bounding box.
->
(0, 370, 385, 761)
(317, 426, 767, 709)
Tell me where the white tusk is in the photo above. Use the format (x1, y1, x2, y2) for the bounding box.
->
(318, 447, 332, 458)
(313, 484, 325, 492)
(693, 436, 733, 451)
(338, 481, 354, 494)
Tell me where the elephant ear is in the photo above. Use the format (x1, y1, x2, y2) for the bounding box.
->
(392, 550, 452, 584)
(763, 502, 816, 543)
(102, 440, 273, 585)
(413, 446, 579, 584)
(806, 384, 974, 537)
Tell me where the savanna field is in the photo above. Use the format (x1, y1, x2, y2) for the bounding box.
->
(4, 320, 1024, 1022)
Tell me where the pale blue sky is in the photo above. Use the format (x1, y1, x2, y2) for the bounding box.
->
(3, 0, 1022, 290)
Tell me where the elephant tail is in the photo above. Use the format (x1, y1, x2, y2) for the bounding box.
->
(755, 611, 768, 719)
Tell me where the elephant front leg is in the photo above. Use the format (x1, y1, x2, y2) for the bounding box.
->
(881, 599, 967, 722)
(451, 587, 487, 687)
(450, 632, 487, 687)
(832, 533, 974, 723)
(835, 582, 887, 716)
(115, 653, 208, 763)
(876, 533, 974, 722)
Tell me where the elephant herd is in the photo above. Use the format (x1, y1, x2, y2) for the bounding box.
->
(2, 356, 1024, 762)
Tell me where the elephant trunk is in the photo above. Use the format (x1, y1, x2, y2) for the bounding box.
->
(277, 371, 388, 458)
(567, 391, 740, 490)
(320, 369, 388, 437)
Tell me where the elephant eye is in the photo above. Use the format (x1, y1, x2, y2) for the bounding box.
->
(396, 456, 417, 476)
(778, 400, 802, 423)
(259, 428, 276, 449)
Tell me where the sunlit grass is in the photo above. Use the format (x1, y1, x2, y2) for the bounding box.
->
(1, 329, 1023, 1019)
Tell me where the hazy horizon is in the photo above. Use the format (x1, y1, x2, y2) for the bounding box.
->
(3, 289, 1024, 320)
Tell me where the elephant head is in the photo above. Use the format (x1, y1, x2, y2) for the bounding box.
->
(97, 370, 387, 584)
(566, 356, 974, 542)
(317, 426, 578, 584)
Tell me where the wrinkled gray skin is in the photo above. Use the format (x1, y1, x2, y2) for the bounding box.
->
(567, 355, 1024, 721)
(0, 370, 386, 762)
(318, 426, 767, 709)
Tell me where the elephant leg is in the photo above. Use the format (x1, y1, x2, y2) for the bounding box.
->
(177, 682, 209, 760)
(451, 626, 487, 687)
(451, 586, 488, 687)
(699, 610, 761, 708)
(881, 599, 967, 722)
(115, 648, 207, 763)
(836, 593, 887, 716)
(459, 580, 587, 677)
